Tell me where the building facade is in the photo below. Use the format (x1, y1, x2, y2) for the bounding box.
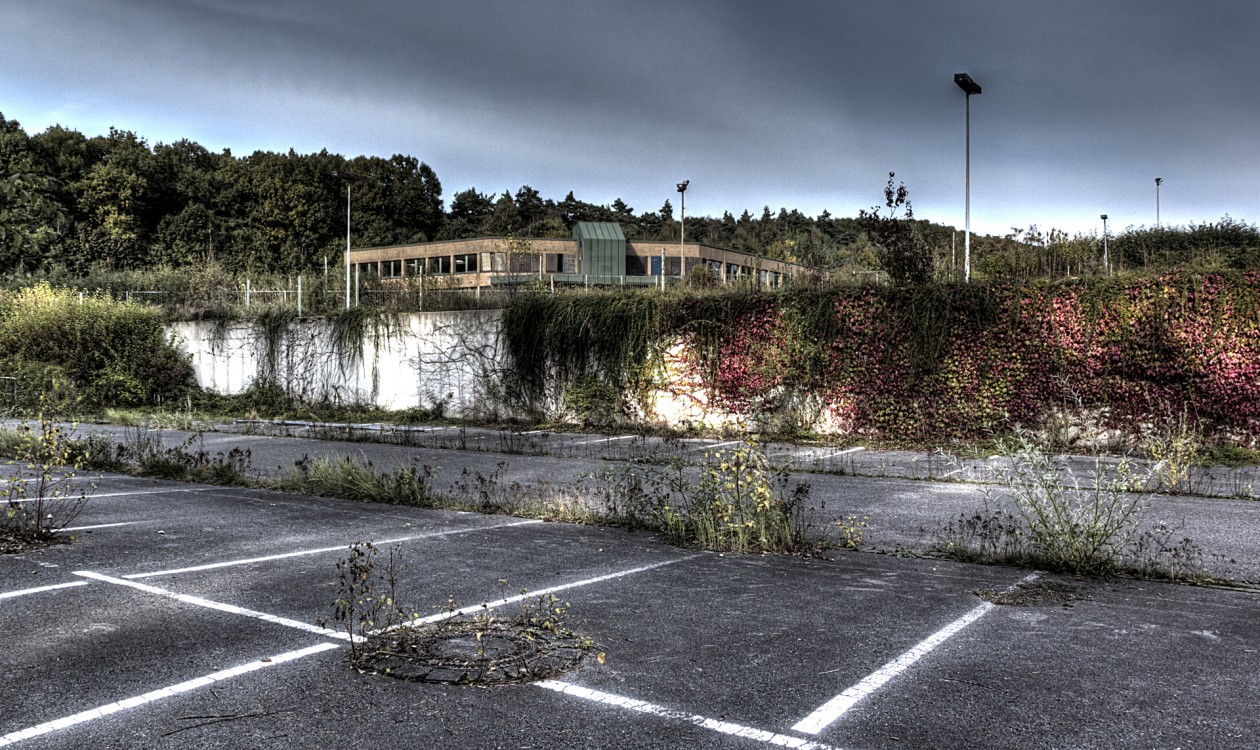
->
(348, 222, 821, 290)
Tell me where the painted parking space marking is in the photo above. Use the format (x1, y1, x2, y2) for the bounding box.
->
(123, 519, 543, 579)
(58, 521, 150, 533)
(791, 573, 1040, 735)
(571, 435, 638, 446)
(395, 555, 700, 631)
(74, 571, 354, 641)
(690, 439, 743, 452)
(0, 581, 90, 601)
(537, 681, 841, 750)
(85, 487, 220, 500)
(3, 557, 703, 747)
(0, 642, 340, 748)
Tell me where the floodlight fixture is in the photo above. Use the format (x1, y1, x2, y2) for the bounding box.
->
(673, 180, 689, 290)
(954, 73, 982, 96)
(955, 72, 982, 282)
(1101, 214, 1110, 274)
(1155, 178, 1163, 227)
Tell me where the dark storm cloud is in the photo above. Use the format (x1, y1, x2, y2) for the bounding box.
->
(2, 0, 1258, 233)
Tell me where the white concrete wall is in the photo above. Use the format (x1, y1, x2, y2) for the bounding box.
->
(170, 309, 507, 418)
(170, 308, 765, 430)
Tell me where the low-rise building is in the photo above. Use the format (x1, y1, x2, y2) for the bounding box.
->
(348, 222, 821, 290)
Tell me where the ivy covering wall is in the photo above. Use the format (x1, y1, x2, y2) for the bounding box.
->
(501, 274, 1260, 441)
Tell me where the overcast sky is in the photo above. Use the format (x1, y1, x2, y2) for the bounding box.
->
(3, 0, 1258, 236)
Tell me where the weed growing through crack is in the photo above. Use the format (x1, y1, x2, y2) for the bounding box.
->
(836, 514, 870, 549)
(608, 440, 820, 554)
(935, 432, 1229, 580)
(1, 408, 96, 551)
(120, 426, 253, 484)
(991, 434, 1144, 574)
(283, 455, 435, 506)
(328, 546, 603, 683)
(330, 541, 410, 661)
(1142, 410, 1202, 494)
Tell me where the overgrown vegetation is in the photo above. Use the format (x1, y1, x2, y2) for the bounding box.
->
(331, 541, 410, 661)
(329, 542, 599, 682)
(935, 434, 1227, 581)
(280, 455, 435, 506)
(500, 272, 1260, 445)
(0, 283, 194, 411)
(1, 409, 95, 552)
(601, 441, 821, 554)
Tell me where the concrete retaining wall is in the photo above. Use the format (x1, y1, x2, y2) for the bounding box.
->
(170, 309, 507, 418)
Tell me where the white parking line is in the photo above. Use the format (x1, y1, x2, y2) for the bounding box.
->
(0, 581, 90, 601)
(397, 556, 700, 631)
(74, 571, 353, 641)
(88, 487, 219, 500)
(791, 573, 1040, 735)
(690, 440, 744, 452)
(123, 519, 543, 579)
(58, 521, 149, 533)
(537, 681, 840, 750)
(827, 447, 865, 458)
(571, 435, 638, 446)
(0, 642, 340, 747)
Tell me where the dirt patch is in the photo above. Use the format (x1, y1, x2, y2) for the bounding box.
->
(0, 529, 69, 555)
(977, 578, 1086, 607)
(354, 620, 596, 685)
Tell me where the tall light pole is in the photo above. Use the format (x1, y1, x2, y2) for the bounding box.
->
(335, 171, 367, 309)
(675, 180, 688, 290)
(1155, 177, 1163, 227)
(954, 73, 981, 283)
(1101, 214, 1109, 274)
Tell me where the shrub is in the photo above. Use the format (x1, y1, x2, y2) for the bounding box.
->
(986, 433, 1144, 574)
(613, 440, 819, 554)
(1, 409, 95, 549)
(0, 283, 195, 409)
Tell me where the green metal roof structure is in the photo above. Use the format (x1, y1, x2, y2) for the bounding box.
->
(573, 221, 626, 277)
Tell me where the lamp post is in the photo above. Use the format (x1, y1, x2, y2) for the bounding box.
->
(676, 180, 689, 289)
(334, 171, 368, 309)
(1101, 214, 1109, 274)
(1155, 177, 1163, 227)
(954, 72, 981, 283)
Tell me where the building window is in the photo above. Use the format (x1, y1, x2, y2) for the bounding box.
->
(480, 252, 506, 272)
(453, 253, 478, 273)
(428, 255, 451, 274)
(383, 260, 402, 278)
(358, 262, 378, 277)
(404, 258, 424, 276)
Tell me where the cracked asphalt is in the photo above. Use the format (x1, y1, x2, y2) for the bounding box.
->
(1, 426, 1257, 748)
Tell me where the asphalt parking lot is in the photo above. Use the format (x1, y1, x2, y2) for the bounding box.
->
(2, 466, 1258, 749)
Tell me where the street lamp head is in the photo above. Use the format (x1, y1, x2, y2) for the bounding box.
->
(1155, 177, 1163, 185)
(954, 73, 981, 96)
(676, 180, 689, 193)
(1101, 214, 1108, 221)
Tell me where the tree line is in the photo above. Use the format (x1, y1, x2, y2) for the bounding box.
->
(2, 112, 1256, 281)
